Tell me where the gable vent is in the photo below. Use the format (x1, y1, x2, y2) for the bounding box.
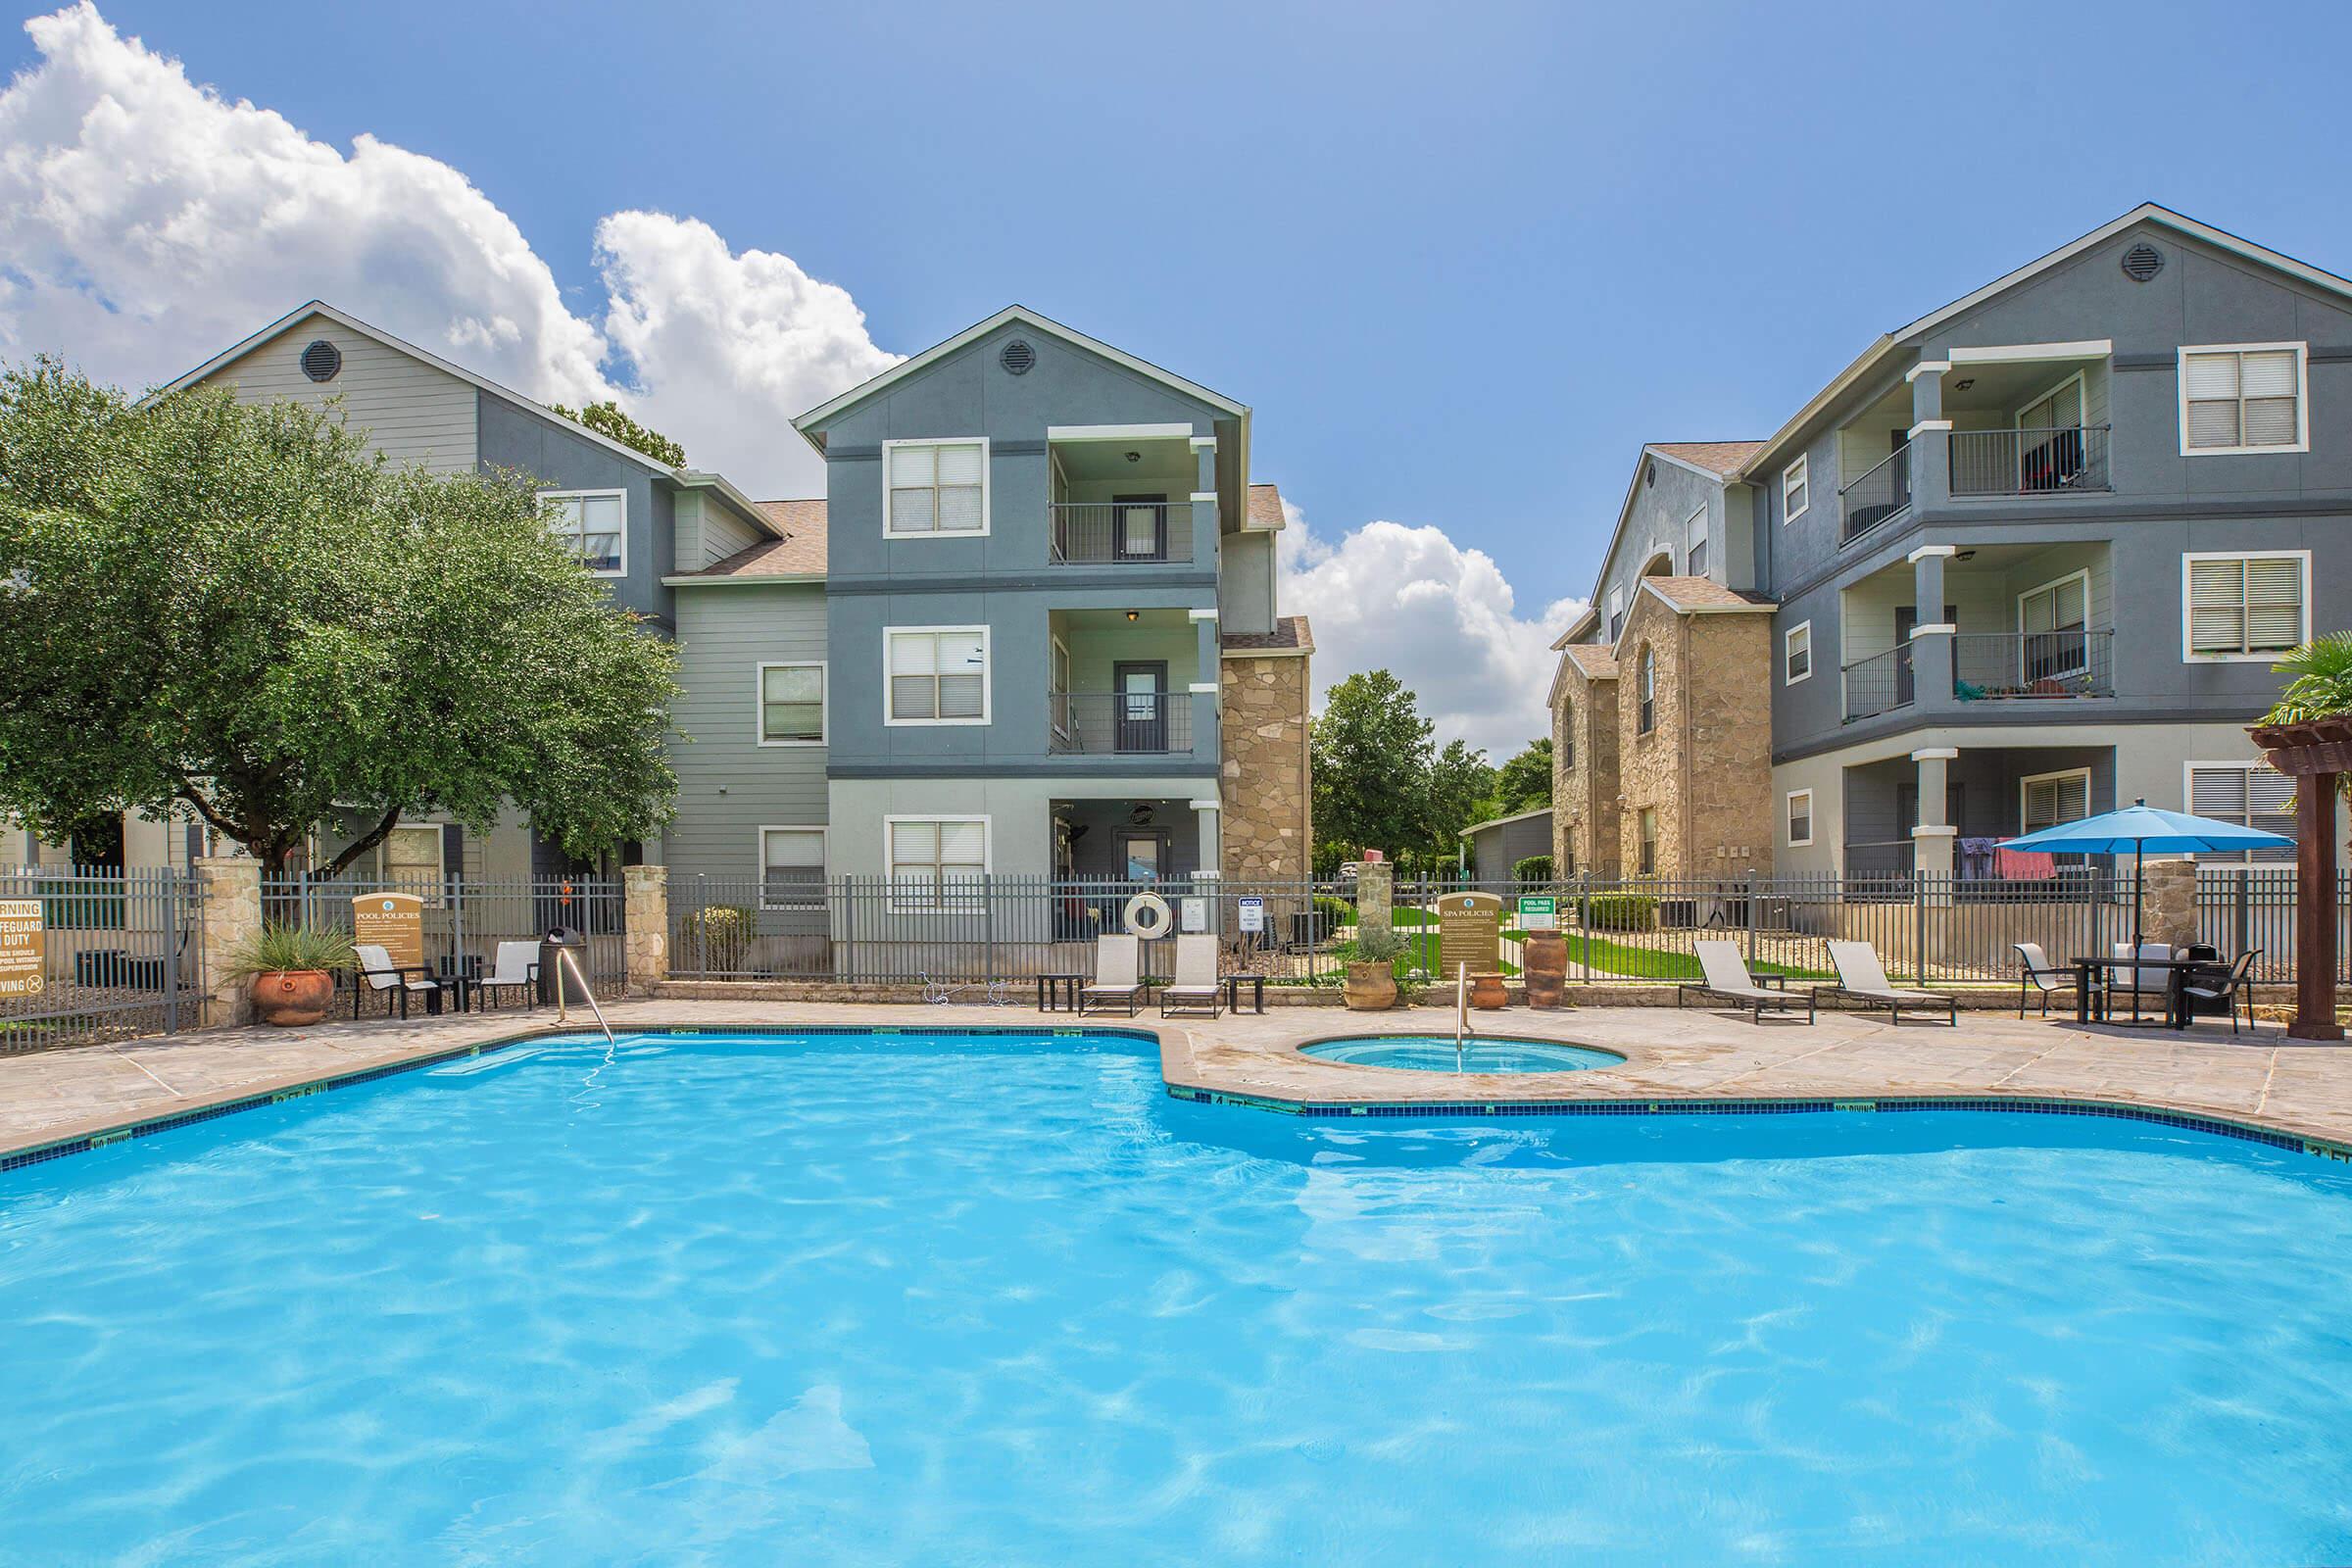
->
(1000, 338, 1036, 375)
(299, 339, 343, 382)
(2120, 243, 2165, 283)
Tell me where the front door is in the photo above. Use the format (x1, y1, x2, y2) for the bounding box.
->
(1113, 662, 1168, 753)
(1118, 831, 1166, 884)
(1111, 493, 1168, 562)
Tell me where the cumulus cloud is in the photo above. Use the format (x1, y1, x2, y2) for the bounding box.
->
(1276, 499, 1587, 760)
(0, 3, 890, 496)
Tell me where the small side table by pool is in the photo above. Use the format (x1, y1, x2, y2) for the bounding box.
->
(1036, 972, 1084, 1012)
(1223, 973, 1266, 1015)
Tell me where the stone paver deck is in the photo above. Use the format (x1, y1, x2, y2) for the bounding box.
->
(5, 998, 2352, 1164)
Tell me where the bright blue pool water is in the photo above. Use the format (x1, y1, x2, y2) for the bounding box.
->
(5, 1030, 2352, 1566)
(1300, 1034, 1621, 1073)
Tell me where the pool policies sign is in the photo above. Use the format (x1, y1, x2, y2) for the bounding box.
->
(352, 892, 425, 972)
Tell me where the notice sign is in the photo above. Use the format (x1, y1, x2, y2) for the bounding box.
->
(1435, 891, 1503, 977)
(0, 899, 44, 998)
(1237, 896, 1266, 935)
(1516, 894, 1558, 931)
(352, 892, 425, 971)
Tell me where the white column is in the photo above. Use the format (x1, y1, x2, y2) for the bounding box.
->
(1190, 798, 1221, 882)
(1910, 746, 1958, 888)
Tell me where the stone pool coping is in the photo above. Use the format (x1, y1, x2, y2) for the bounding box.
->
(5, 998, 2352, 1170)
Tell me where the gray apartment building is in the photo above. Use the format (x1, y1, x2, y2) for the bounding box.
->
(1553, 205, 2349, 880)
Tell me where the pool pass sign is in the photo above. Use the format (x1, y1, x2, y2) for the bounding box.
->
(0, 899, 44, 997)
(352, 892, 425, 972)
(1435, 891, 1503, 976)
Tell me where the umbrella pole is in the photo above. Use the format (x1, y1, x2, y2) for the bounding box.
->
(2132, 840, 2144, 954)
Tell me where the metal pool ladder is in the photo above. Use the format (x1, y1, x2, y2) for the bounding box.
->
(1454, 962, 1475, 1061)
(553, 947, 617, 1048)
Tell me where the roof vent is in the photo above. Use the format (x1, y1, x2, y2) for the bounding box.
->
(299, 339, 342, 382)
(2120, 242, 2165, 283)
(1000, 339, 1036, 375)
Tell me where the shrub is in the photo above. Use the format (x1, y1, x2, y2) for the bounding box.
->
(1312, 894, 1356, 934)
(222, 920, 355, 979)
(1583, 892, 1658, 932)
(680, 905, 757, 971)
(1512, 855, 1553, 886)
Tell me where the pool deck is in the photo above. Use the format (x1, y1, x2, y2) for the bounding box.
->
(5, 997, 2352, 1164)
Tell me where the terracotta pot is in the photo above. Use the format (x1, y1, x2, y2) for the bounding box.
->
(1342, 960, 1397, 1011)
(1521, 931, 1568, 1009)
(1469, 972, 1510, 1009)
(252, 968, 334, 1027)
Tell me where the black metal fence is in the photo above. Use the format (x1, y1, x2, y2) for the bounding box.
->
(262, 874, 626, 1005)
(1949, 423, 2112, 496)
(2196, 869, 2352, 985)
(1839, 441, 1912, 543)
(0, 864, 202, 1054)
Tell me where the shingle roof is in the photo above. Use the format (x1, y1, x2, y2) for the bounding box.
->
(1559, 643, 1619, 678)
(1221, 614, 1314, 654)
(677, 499, 827, 579)
(1649, 441, 1767, 475)
(1640, 575, 1775, 612)
(1247, 482, 1287, 529)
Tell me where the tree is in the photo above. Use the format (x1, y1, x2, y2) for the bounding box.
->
(0, 359, 683, 875)
(1311, 670, 1435, 862)
(550, 399, 686, 467)
(1490, 736, 1553, 815)
(1424, 739, 1495, 862)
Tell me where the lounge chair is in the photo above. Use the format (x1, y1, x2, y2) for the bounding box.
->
(1817, 941, 1958, 1025)
(1159, 934, 1223, 1018)
(1678, 940, 1814, 1023)
(2014, 941, 2096, 1018)
(352, 943, 448, 1019)
(2180, 950, 2261, 1034)
(1080, 934, 1144, 1016)
(476, 941, 540, 1011)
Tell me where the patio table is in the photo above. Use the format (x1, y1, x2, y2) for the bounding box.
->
(2069, 956, 2208, 1029)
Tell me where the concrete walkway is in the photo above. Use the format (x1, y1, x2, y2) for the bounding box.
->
(5, 997, 2352, 1163)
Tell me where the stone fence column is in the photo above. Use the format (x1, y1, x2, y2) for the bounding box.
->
(623, 863, 668, 995)
(1356, 860, 1393, 945)
(196, 856, 261, 1028)
(2138, 858, 2198, 949)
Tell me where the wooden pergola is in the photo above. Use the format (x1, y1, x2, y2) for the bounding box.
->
(2248, 715, 2351, 1042)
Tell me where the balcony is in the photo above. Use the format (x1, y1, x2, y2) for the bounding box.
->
(1049, 502, 1196, 565)
(1952, 630, 2114, 701)
(1948, 425, 2111, 498)
(1843, 645, 1909, 723)
(1838, 441, 1911, 545)
(1048, 691, 1195, 756)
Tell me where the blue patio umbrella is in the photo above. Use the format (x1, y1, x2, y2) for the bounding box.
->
(2002, 798, 2295, 952)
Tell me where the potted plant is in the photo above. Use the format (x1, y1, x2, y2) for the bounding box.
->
(225, 921, 356, 1027)
(1342, 928, 1409, 1011)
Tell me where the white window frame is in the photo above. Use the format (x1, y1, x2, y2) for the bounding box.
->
(883, 624, 993, 726)
(884, 814, 992, 914)
(1786, 789, 1815, 848)
(2179, 550, 2311, 662)
(543, 487, 627, 577)
(1782, 455, 1810, 523)
(882, 437, 992, 538)
(1784, 620, 1813, 685)
(2019, 767, 2093, 835)
(754, 661, 827, 747)
(2181, 760, 2298, 866)
(757, 825, 829, 910)
(1606, 586, 1625, 642)
(2178, 342, 2309, 456)
(2015, 569, 2092, 680)
(1635, 644, 1656, 735)
(381, 822, 446, 883)
(1685, 503, 1709, 576)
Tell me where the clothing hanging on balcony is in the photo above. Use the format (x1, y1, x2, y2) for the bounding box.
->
(1994, 842, 2055, 880)
(1958, 837, 1999, 880)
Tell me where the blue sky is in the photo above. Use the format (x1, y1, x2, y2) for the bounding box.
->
(6, 1, 2351, 752)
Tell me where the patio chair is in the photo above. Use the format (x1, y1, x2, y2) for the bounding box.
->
(2014, 941, 2097, 1018)
(1817, 941, 1959, 1026)
(1079, 934, 1144, 1016)
(1159, 934, 1224, 1018)
(1678, 940, 1814, 1023)
(2180, 950, 2261, 1035)
(2107, 941, 2177, 1022)
(476, 941, 540, 1011)
(352, 943, 448, 1019)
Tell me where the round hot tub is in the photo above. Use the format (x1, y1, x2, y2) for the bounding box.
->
(1299, 1035, 1622, 1074)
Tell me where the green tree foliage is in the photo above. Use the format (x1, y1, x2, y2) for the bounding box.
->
(0, 359, 683, 875)
(549, 399, 686, 467)
(1425, 739, 1496, 861)
(2262, 633, 2352, 803)
(1309, 669, 1495, 871)
(1490, 736, 1553, 815)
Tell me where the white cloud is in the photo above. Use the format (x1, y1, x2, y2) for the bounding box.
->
(1275, 499, 1586, 760)
(0, 3, 891, 496)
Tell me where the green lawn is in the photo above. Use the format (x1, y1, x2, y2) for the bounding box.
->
(1498, 928, 1833, 982)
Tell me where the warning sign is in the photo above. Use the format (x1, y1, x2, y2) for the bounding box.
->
(0, 899, 44, 998)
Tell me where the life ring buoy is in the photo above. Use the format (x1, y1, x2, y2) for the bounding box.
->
(1122, 892, 1173, 940)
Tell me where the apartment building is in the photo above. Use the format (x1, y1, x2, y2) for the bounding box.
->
(1553, 205, 2349, 878)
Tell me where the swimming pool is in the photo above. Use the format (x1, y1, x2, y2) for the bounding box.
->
(1299, 1033, 1622, 1073)
(5, 1028, 2351, 1565)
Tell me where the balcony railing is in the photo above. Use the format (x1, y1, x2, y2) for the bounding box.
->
(1842, 644, 1912, 723)
(1049, 502, 1195, 564)
(1949, 425, 2111, 497)
(1048, 691, 1195, 756)
(1839, 441, 1912, 544)
(1953, 630, 2115, 701)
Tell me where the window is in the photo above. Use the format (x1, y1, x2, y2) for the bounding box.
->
(1786, 790, 1814, 848)
(760, 827, 827, 908)
(1638, 808, 1658, 875)
(2180, 344, 2307, 455)
(1686, 505, 1709, 577)
(1784, 621, 1812, 685)
(1049, 636, 1072, 737)
(886, 627, 990, 724)
(2021, 769, 2091, 835)
(1636, 645, 1656, 735)
(887, 817, 988, 910)
(757, 662, 825, 745)
(2183, 553, 2308, 659)
(1782, 456, 1809, 522)
(1560, 700, 1575, 771)
(2186, 763, 2297, 864)
(545, 489, 625, 574)
(382, 823, 446, 906)
(884, 439, 989, 535)
(2018, 573, 2089, 682)
(1606, 587, 1625, 642)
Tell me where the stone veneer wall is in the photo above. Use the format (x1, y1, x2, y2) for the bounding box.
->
(1614, 596, 1774, 878)
(1220, 653, 1312, 879)
(1553, 661, 1621, 877)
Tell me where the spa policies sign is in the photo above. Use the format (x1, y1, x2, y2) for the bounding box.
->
(0, 899, 44, 997)
(1434, 891, 1503, 977)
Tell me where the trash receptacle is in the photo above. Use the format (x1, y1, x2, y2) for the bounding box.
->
(538, 926, 587, 1005)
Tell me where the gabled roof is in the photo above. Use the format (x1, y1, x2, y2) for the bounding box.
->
(1638, 576, 1775, 614)
(1572, 440, 1763, 626)
(1648, 440, 1765, 477)
(1246, 482, 1288, 530)
(669, 499, 826, 582)
(1458, 806, 1553, 838)
(1557, 643, 1619, 678)
(792, 304, 1248, 441)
